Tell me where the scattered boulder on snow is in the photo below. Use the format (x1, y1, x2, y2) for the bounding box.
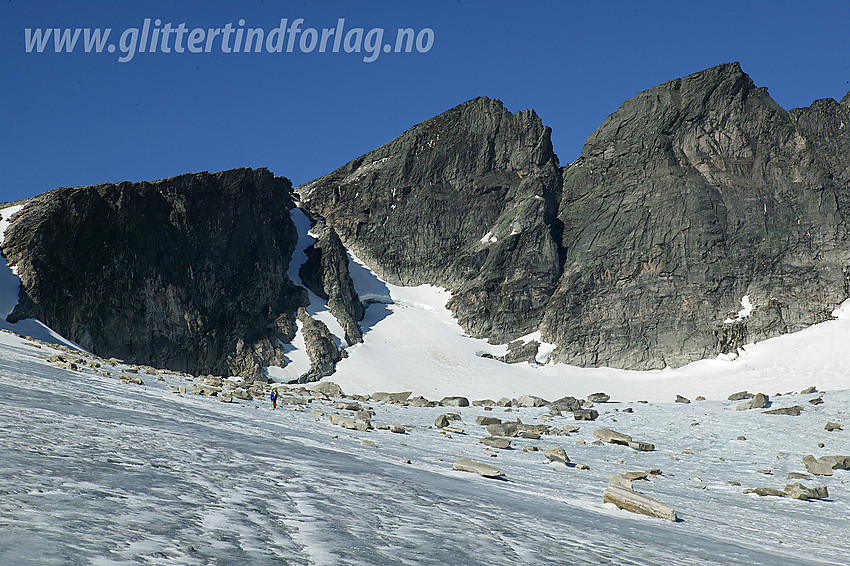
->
(479, 437, 512, 449)
(472, 399, 496, 406)
(801, 455, 845, 476)
(818, 455, 850, 470)
(603, 486, 677, 521)
(408, 396, 436, 407)
(440, 396, 470, 407)
(373, 391, 412, 404)
(608, 472, 649, 489)
(675, 395, 691, 404)
(516, 394, 548, 407)
(549, 396, 582, 412)
(809, 396, 824, 405)
(307, 380, 344, 398)
(595, 429, 654, 451)
(389, 422, 406, 434)
(736, 393, 769, 410)
(487, 422, 519, 437)
(800, 386, 818, 395)
(627, 440, 655, 451)
(496, 397, 513, 407)
(786, 472, 812, 480)
(476, 416, 502, 426)
(329, 413, 371, 431)
(763, 405, 804, 416)
(785, 483, 828, 500)
(594, 429, 633, 445)
(728, 391, 753, 401)
(453, 457, 505, 478)
(825, 421, 842, 431)
(587, 392, 610, 403)
(743, 487, 787, 497)
(435, 413, 461, 428)
(544, 445, 569, 464)
(573, 409, 598, 421)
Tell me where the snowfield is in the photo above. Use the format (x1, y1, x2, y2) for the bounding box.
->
(1, 330, 849, 565)
(1, 203, 849, 564)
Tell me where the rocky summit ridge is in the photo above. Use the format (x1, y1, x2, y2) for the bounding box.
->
(4, 62, 850, 378)
(300, 62, 850, 370)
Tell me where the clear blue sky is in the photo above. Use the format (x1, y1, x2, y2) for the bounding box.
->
(2, 0, 849, 202)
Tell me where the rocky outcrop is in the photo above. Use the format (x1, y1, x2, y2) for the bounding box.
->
(295, 308, 342, 383)
(3, 168, 307, 380)
(298, 97, 564, 343)
(298, 219, 365, 345)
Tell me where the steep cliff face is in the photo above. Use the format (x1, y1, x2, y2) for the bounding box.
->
(300, 63, 850, 370)
(543, 62, 850, 368)
(299, 97, 564, 342)
(3, 168, 308, 379)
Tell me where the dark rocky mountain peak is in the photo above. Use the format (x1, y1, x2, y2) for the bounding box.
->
(299, 96, 565, 342)
(302, 62, 850, 371)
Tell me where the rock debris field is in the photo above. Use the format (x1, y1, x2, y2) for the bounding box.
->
(1, 330, 848, 565)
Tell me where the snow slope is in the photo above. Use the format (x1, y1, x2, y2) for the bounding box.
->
(1, 331, 848, 565)
(328, 248, 850, 403)
(2, 204, 850, 564)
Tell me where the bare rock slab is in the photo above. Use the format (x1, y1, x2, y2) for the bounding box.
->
(594, 429, 632, 445)
(603, 486, 677, 521)
(763, 405, 803, 416)
(480, 437, 512, 449)
(453, 457, 505, 478)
